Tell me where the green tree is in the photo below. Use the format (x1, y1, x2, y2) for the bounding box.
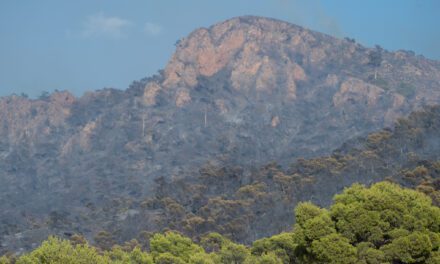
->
(311, 233, 357, 264)
(331, 182, 440, 246)
(290, 203, 339, 262)
(154, 252, 186, 264)
(0, 256, 10, 264)
(244, 252, 283, 264)
(105, 246, 153, 264)
(381, 232, 432, 263)
(201, 232, 229, 253)
(356, 242, 386, 264)
(16, 236, 109, 264)
(188, 252, 217, 264)
(218, 242, 250, 264)
(150, 231, 204, 262)
(251, 232, 296, 263)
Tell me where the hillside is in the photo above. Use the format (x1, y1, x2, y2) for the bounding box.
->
(3, 182, 439, 263)
(139, 105, 440, 245)
(1, 16, 440, 254)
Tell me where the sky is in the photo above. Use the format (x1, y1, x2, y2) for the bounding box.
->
(0, 0, 439, 97)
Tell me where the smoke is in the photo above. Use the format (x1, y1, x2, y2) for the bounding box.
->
(275, 0, 343, 37)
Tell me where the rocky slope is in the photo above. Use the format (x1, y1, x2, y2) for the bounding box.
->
(1, 16, 440, 253)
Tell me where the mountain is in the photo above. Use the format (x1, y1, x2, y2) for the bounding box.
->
(1, 16, 440, 253)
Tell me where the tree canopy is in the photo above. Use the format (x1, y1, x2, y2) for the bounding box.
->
(2, 181, 439, 263)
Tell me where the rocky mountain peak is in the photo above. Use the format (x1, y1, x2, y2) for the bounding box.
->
(147, 16, 440, 111)
(160, 16, 317, 106)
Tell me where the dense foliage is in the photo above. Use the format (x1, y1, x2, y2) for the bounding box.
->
(1, 182, 439, 263)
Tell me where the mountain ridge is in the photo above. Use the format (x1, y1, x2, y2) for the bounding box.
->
(1, 16, 440, 253)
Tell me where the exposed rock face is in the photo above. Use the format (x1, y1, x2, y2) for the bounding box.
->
(142, 82, 161, 106)
(1, 16, 440, 253)
(164, 17, 310, 100)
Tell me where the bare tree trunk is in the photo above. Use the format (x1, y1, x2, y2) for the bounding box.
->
(204, 107, 207, 128)
(142, 114, 146, 138)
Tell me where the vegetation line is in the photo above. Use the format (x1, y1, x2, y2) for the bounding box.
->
(1, 182, 439, 263)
